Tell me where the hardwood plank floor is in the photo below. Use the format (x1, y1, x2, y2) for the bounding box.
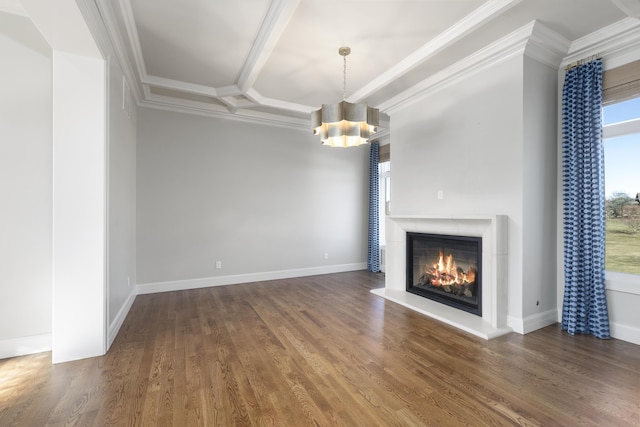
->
(1, 271, 638, 426)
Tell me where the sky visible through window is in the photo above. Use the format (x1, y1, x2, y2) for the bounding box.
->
(602, 97, 640, 199)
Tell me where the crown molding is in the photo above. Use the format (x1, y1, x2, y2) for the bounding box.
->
(564, 17, 640, 58)
(349, 0, 523, 103)
(561, 17, 640, 70)
(94, 0, 142, 104)
(382, 20, 538, 114)
(524, 20, 571, 68)
(76, 0, 119, 59)
(140, 94, 311, 132)
(370, 128, 391, 145)
(118, 0, 147, 82)
(141, 75, 223, 98)
(246, 88, 315, 114)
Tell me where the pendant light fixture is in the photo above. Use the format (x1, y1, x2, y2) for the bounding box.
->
(311, 47, 379, 147)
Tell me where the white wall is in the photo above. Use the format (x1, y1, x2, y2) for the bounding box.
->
(0, 11, 53, 358)
(136, 108, 369, 287)
(52, 50, 106, 363)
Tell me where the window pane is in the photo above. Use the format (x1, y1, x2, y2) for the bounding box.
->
(603, 97, 640, 125)
(604, 133, 640, 199)
(603, 129, 640, 275)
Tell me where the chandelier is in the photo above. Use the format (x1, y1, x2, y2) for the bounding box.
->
(311, 47, 379, 147)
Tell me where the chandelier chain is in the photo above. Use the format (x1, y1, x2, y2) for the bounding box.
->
(343, 53, 347, 100)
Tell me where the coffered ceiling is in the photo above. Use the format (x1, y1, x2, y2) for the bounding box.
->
(7, 0, 640, 130)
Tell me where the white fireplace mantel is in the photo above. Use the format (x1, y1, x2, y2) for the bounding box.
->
(371, 214, 512, 339)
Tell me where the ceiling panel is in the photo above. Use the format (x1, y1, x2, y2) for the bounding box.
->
(131, 0, 270, 87)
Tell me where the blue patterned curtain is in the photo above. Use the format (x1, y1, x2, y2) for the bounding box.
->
(367, 142, 380, 272)
(561, 58, 610, 339)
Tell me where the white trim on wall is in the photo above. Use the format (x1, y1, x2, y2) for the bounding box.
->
(554, 307, 639, 345)
(606, 271, 640, 295)
(136, 263, 367, 295)
(609, 322, 640, 345)
(0, 334, 51, 359)
(508, 309, 557, 335)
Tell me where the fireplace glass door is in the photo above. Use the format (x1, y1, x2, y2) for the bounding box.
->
(406, 232, 482, 316)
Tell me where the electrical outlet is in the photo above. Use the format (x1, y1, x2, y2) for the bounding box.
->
(216, 260, 222, 269)
(127, 276, 130, 287)
(437, 190, 444, 200)
(324, 253, 329, 260)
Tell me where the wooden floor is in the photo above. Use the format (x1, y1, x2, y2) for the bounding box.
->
(1, 271, 638, 426)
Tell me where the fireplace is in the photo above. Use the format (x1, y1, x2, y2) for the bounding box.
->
(406, 232, 482, 316)
(371, 214, 509, 339)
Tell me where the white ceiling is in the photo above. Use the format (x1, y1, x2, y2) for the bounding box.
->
(7, 0, 640, 129)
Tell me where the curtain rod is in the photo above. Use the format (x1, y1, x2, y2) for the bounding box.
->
(564, 54, 601, 71)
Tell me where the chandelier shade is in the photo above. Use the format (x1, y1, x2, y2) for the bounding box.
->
(311, 100, 379, 148)
(312, 47, 380, 147)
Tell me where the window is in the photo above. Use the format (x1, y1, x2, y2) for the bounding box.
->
(602, 97, 640, 277)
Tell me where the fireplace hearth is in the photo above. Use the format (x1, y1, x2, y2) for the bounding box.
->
(407, 232, 482, 316)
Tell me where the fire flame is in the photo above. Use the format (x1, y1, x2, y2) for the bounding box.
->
(426, 250, 475, 286)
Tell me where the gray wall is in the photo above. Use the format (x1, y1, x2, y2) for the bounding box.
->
(522, 56, 558, 322)
(0, 11, 52, 355)
(136, 108, 369, 285)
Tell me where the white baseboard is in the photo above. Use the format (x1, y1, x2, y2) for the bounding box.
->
(506, 315, 524, 334)
(507, 309, 558, 335)
(107, 289, 137, 349)
(136, 263, 367, 295)
(610, 321, 640, 345)
(0, 333, 52, 360)
(522, 309, 558, 334)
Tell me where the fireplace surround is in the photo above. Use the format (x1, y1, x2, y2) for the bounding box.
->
(371, 214, 511, 339)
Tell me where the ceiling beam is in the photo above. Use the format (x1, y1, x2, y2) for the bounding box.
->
(237, 0, 301, 93)
(349, 0, 523, 104)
